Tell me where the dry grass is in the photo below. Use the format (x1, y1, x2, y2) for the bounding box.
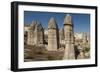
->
(24, 45, 64, 62)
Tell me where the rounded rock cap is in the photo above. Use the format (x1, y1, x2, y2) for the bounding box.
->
(64, 14, 72, 25)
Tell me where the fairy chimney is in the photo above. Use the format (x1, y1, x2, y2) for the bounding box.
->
(63, 14, 75, 59)
(27, 20, 44, 45)
(48, 17, 59, 51)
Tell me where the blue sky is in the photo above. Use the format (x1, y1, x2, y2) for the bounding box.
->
(24, 11, 90, 33)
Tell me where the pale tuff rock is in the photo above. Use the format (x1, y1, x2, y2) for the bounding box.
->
(59, 28, 64, 41)
(24, 25, 30, 45)
(74, 32, 90, 59)
(63, 14, 75, 59)
(77, 44, 85, 59)
(24, 14, 90, 60)
(27, 21, 36, 45)
(82, 33, 87, 44)
(48, 17, 58, 29)
(48, 17, 59, 51)
(64, 14, 72, 25)
(27, 20, 44, 45)
(29, 20, 37, 31)
(27, 25, 33, 45)
(59, 28, 65, 47)
(34, 21, 44, 45)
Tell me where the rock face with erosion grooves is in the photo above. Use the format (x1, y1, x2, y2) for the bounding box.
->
(63, 14, 75, 59)
(27, 21, 44, 46)
(48, 17, 59, 51)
